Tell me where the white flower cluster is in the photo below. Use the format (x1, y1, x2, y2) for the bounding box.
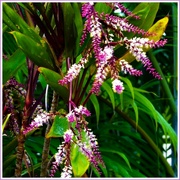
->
(61, 165, 72, 178)
(112, 79, 124, 94)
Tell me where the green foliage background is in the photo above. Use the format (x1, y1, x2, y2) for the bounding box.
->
(2, 2, 178, 178)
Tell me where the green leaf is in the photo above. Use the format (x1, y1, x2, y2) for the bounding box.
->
(129, 168, 146, 177)
(3, 3, 42, 42)
(3, 48, 26, 84)
(131, 101, 139, 127)
(102, 81, 115, 110)
(125, 3, 159, 38)
(95, 3, 112, 14)
(38, 67, 69, 102)
(3, 137, 18, 157)
(70, 143, 90, 177)
(133, 90, 158, 123)
(46, 116, 68, 138)
(139, 3, 160, 31)
(123, 3, 150, 39)
(3, 31, 18, 55)
(103, 156, 131, 177)
(90, 94, 100, 126)
(100, 148, 131, 170)
(21, 163, 41, 176)
(132, 89, 177, 150)
(2, 114, 11, 132)
(3, 155, 16, 169)
(61, 3, 76, 57)
(11, 31, 55, 70)
(72, 3, 83, 57)
(121, 77, 134, 100)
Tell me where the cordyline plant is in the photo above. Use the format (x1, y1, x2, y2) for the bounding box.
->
(2, 2, 177, 178)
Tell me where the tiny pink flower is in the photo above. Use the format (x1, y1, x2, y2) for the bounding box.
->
(112, 79, 124, 94)
(66, 112, 76, 122)
(63, 129, 74, 143)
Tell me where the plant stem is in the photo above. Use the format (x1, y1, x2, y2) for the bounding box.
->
(14, 132, 25, 177)
(99, 96, 175, 177)
(40, 124, 51, 177)
(148, 50, 176, 113)
(40, 91, 59, 177)
(15, 60, 39, 177)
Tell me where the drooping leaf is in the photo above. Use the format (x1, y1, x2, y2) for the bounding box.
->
(46, 116, 69, 138)
(61, 3, 76, 57)
(102, 81, 115, 110)
(72, 3, 83, 57)
(132, 89, 177, 150)
(102, 156, 131, 177)
(90, 94, 100, 126)
(38, 67, 69, 102)
(121, 77, 134, 100)
(70, 143, 90, 177)
(3, 48, 26, 84)
(3, 3, 42, 42)
(3, 137, 18, 157)
(131, 101, 139, 127)
(100, 148, 131, 170)
(11, 31, 55, 70)
(3, 155, 16, 170)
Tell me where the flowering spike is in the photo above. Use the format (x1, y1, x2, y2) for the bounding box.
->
(61, 165, 73, 178)
(123, 37, 167, 79)
(120, 59, 143, 76)
(23, 110, 50, 134)
(114, 3, 140, 19)
(63, 129, 74, 143)
(112, 79, 124, 94)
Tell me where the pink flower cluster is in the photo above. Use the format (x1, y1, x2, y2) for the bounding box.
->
(50, 105, 104, 177)
(58, 2, 167, 96)
(23, 106, 50, 134)
(66, 105, 91, 123)
(50, 129, 73, 177)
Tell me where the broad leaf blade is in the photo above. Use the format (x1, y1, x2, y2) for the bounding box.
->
(11, 31, 55, 70)
(70, 144, 90, 177)
(3, 48, 26, 84)
(3, 3, 41, 42)
(46, 116, 68, 138)
(38, 67, 69, 102)
(95, 3, 112, 14)
(61, 3, 76, 57)
(72, 3, 83, 57)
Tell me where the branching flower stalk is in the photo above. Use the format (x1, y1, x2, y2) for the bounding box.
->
(59, 3, 166, 96)
(56, 2, 167, 177)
